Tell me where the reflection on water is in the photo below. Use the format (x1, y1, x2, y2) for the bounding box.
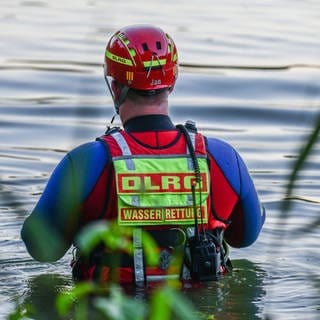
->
(10, 260, 266, 320)
(11, 274, 73, 320)
(1, 0, 320, 319)
(183, 260, 267, 320)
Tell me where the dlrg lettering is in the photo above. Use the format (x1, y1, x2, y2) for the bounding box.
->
(118, 173, 208, 193)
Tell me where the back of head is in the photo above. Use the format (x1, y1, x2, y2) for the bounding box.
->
(104, 24, 179, 113)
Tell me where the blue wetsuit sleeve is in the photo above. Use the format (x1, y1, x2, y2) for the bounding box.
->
(206, 138, 265, 247)
(21, 141, 109, 262)
(233, 151, 266, 247)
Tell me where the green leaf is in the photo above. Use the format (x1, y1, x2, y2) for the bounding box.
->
(76, 221, 159, 266)
(56, 282, 97, 316)
(93, 285, 146, 320)
(141, 230, 160, 266)
(149, 286, 199, 320)
(75, 222, 112, 256)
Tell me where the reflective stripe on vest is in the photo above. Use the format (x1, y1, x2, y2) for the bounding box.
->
(111, 131, 135, 170)
(133, 228, 145, 286)
(111, 131, 210, 227)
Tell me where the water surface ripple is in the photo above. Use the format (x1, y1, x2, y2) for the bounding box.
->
(1, 1, 320, 319)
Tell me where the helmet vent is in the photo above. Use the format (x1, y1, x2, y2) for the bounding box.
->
(156, 41, 162, 50)
(142, 43, 149, 51)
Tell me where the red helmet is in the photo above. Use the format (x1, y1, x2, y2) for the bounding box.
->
(104, 25, 178, 91)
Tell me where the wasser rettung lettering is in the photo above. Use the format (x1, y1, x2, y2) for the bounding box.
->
(119, 206, 206, 226)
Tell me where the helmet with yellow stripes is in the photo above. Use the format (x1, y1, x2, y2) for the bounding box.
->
(104, 25, 178, 93)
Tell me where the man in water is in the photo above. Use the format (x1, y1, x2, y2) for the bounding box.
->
(21, 24, 265, 285)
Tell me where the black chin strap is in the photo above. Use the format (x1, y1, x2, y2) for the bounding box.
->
(115, 86, 130, 113)
(104, 75, 130, 114)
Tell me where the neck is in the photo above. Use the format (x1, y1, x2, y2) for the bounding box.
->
(119, 97, 169, 125)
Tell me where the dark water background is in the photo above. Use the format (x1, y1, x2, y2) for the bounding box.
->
(1, 0, 319, 319)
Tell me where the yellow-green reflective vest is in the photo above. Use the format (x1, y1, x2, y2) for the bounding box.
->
(109, 131, 210, 226)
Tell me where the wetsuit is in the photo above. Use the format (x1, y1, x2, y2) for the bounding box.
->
(21, 115, 265, 283)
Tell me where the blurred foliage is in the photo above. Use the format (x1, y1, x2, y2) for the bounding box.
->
(8, 221, 200, 320)
(54, 221, 199, 319)
(75, 221, 159, 266)
(281, 113, 320, 230)
(285, 113, 320, 203)
(54, 282, 199, 320)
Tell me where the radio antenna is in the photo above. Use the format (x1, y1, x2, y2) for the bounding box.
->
(191, 183, 200, 242)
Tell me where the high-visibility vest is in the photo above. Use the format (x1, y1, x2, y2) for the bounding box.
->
(108, 130, 210, 227)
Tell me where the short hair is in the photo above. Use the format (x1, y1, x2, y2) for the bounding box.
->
(126, 87, 170, 102)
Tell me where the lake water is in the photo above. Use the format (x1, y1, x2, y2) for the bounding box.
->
(0, 0, 320, 319)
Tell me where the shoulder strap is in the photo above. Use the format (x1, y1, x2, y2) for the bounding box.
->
(110, 131, 136, 170)
(95, 126, 120, 143)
